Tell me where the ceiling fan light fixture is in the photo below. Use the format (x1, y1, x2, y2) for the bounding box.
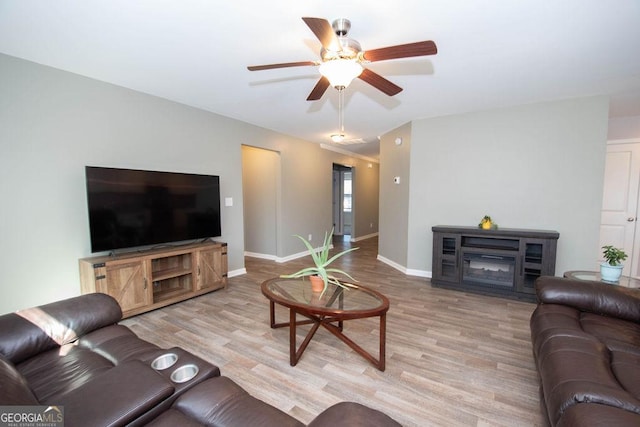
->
(319, 59, 363, 89)
(330, 133, 345, 143)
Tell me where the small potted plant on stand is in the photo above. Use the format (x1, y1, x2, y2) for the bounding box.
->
(600, 245, 628, 283)
(281, 229, 358, 294)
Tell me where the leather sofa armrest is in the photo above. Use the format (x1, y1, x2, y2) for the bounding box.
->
(536, 276, 640, 322)
(55, 360, 174, 427)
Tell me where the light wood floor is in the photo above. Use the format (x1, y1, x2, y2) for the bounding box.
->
(122, 236, 543, 426)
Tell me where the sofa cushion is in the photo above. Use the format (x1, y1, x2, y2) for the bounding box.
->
(78, 325, 160, 364)
(56, 360, 174, 427)
(17, 344, 113, 402)
(580, 312, 640, 349)
(531, 303, 640, 425)
(144, 409, 203, 426)
(146, 376, 304, 427)
(0, 293, 122, 364)
(611, 349, 640, 399)
(557, 403, 640, 427)
(0, 354, 38, 405)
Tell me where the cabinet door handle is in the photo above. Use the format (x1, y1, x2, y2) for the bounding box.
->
(628, 217, 636, 222)
(198, 266, 201, 276)
(144, 278, 147, 289)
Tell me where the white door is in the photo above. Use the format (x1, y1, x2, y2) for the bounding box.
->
(599, 141, 640, 277)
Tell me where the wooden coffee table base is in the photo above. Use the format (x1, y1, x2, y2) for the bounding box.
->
(269, 301, 387, 371)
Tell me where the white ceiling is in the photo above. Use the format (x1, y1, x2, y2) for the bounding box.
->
(1, 1, 639, 159)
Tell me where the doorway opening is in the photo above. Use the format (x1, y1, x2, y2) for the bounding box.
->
(333, 164, 353, 239)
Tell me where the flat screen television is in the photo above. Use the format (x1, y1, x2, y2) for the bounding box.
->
(85, 166, 221, 253)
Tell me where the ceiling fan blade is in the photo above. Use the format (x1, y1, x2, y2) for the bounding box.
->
(247, 61, 317, 71)
(302, 17, 342, 52)
(358, 68, 403, 96)
(307, 77, 331, 101)
(363, 40, 437, 62)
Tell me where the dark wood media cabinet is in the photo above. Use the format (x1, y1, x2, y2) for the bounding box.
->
(431, 226, 559, 301)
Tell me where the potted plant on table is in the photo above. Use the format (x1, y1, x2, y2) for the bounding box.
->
(600, 245, 628, 283)
(280, 229, 358, 294)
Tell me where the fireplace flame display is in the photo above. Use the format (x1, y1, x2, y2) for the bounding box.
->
(463, 253, 516, 288)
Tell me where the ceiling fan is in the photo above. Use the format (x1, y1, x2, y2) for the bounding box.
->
(247, 17, 438, 101)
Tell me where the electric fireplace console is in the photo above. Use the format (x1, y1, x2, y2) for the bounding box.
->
(431, 225, 559, 301)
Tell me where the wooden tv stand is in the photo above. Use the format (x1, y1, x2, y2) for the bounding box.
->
(431, 226, 559, 301)
(79, 241, 227, 318)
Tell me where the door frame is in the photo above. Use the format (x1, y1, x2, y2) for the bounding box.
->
(601, 138, 640, 277)
(332, 163, 353, 236)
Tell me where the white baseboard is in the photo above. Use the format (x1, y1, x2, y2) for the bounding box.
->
(376, 254, 432, 278)
(245, 245, 334, 264)
(244, 251, 277, 261)
(228, 268, 247, 278)
(376, 255, 407, 273)
(406, 268, 431, 278)
(244, 249, 431, 278)
(351, 232, 379, 242)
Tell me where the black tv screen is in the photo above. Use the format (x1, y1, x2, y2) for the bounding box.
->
(85, 166, 221, 253)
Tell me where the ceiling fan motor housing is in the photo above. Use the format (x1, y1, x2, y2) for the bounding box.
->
(332, 18, 351, 35)
(321, 18, 361, 61)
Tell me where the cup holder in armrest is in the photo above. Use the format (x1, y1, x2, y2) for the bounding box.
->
(170, 364, 199, 383)
(151, 353, 178, 371)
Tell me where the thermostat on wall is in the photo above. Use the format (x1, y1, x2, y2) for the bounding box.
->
(393, 176, 401, 184)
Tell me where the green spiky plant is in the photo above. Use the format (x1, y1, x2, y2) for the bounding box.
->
(280, 228, 359, 291)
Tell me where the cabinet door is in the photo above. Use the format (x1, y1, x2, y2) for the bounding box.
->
(104, 260, 150, 312)
(197, 248, 226, 290)
(432, 233, 461, 284)
(516, 238, 557, 294)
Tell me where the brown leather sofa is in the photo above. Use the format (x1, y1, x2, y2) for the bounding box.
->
(0, 293, 400, 427)
(530, 276, 640, 426)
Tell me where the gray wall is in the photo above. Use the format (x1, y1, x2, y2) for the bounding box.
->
(0, 54, 379, 313)
(353, 161, 380, 240)
(379, 123, 412, 266)
(379, 97, 610, 276)
(608, 115, 640, 140)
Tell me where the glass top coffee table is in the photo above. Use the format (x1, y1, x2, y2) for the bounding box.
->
(564, 270, 640, 289)
(261, 277, 390, 371)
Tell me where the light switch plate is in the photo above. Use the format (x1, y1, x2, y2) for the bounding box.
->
(225, 197, 233, 207)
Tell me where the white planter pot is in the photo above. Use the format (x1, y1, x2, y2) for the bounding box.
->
(600, 263, 624, 283)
